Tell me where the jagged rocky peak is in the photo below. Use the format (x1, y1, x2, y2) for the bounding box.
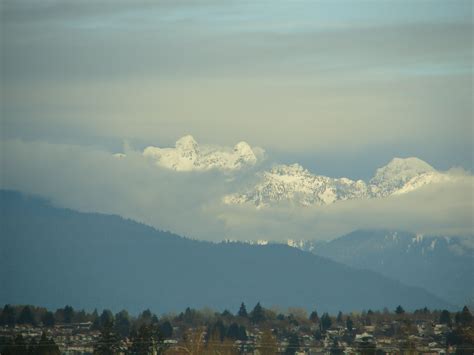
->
(233, 141, 257, 164)
(175, 134, 199, 153)
(223, 163, 372, 207)
(223, 156, 450, 207)
(143, 135, 262, 172)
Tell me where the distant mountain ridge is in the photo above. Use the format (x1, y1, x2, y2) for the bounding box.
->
(293, 230, 473, 307)
(0, 190, 451, 314)
(223, 157, 457, 207)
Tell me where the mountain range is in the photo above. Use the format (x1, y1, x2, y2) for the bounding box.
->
(0, 190, 453, 314)
(287, 230, 473, 307)
(115, 135, 464, 208)
(224, 157, 457, 207)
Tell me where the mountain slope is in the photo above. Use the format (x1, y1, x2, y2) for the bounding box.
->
(310, 230, 474, 307)
(0, 191, 452, 314)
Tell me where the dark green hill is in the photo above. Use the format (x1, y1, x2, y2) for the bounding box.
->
(0, 190, 451, 314)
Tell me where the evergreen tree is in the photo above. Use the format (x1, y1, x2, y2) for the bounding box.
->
(284, 333, 300, 355)
(114, 310, 131, 338)
(181, 307, 196, 324)
(459, 306, 473, 326)
(63, 305, 74, 323)
(209, 320, 227, 342)
(321, 313, 332, 332)
(75, 309, 88, 323)
(18, 306, 36, 325)
(221, 309, 232, 317)
(439, 310, 452, 326)
(336, 311, 343, 324)
(395, 305, 405, 315)
(309, 311, 319, 323)
(92, 309, 99, 319)
(0, 305, 16, 326)
(99, 310, 114, 329)
(138, 309, 153, 325)
(91, 309, 101, 330)
(250, 302, 265, 324)
(346, 317, 354, 332)
(225, 323, 247, 341)
(226, 323, 241, 340)
(238, 325, 248, 341)
(237, 302, 248, 318)
(159, 321, 173, 339)
(93, 321, 120, 355)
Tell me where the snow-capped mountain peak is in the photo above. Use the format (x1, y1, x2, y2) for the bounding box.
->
(233, 141, 258, 165)
(175, 134, 199, 153)
(370, 157, 436, 196)
(143, 135, 263, 172)
(223, 157, 454, 207)
(223, 163, 370, 207)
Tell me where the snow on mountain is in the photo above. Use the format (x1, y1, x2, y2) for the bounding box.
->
(142, 135, 264, 172)
(223, 157, 455, 207)
(308, 229, 474, 306)
(114, 135, 459, 207)
(392, 171, 453, 195)
(369, 157, 436, 196)
(223, 163, 369, 207)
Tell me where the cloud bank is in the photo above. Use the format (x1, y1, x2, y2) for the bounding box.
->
(1, 139, 472, 242)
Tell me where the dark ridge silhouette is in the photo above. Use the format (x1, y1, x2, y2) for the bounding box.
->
(0, 190, 452, 314)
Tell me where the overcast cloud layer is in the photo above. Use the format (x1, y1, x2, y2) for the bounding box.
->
(1, 1, 473, 174)
(1, 1, 473, 240)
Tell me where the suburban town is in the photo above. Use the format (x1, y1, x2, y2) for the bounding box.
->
(0, 303, 472, 354)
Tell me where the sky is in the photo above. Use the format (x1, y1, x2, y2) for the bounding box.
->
(1, 0, 473, 241)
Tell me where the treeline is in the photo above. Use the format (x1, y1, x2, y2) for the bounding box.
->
(0, 304, 173, 338)
(1, 303, 473, 355)
(1, 332, 60, 355)
(1, 303, 472, 332)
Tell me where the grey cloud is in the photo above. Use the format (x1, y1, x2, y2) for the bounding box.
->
(1, 1, 471, 165)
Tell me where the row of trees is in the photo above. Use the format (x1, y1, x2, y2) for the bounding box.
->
(0, 305, 92, 327)
(1, 332, 60, 355)
(2, 303, 472, 331)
